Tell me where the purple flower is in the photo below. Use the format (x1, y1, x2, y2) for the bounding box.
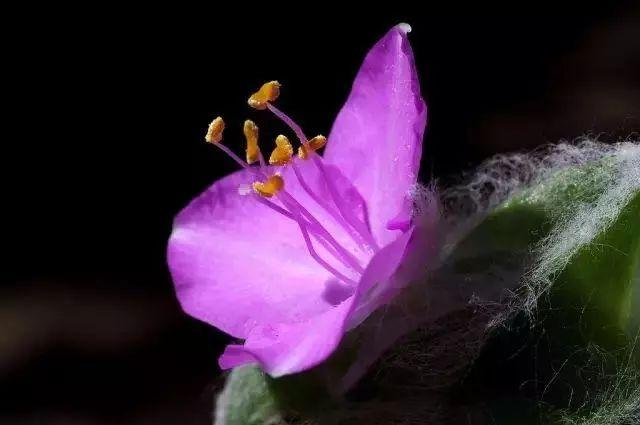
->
(167, 24, 438, 377)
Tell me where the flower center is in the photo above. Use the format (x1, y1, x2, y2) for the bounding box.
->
(204, 82, 381, 286)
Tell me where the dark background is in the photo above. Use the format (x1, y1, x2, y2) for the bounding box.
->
(5, 4, 640, 424)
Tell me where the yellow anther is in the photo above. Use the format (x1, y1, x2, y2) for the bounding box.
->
(248, 81, 281, 110)
(244, 120, 261, 164)
(297, 135, 327, 159)
(297, 144, 309, 160)
(308, 135, 327, 151)
(269, 135, 294, 166)
(252, 174, 284, 198)
(205, 116, 225, 144)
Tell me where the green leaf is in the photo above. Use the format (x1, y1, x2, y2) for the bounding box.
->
(214, 366, 283, 425)
(466, 154, 640, 348)
(462, 153, 640, 420)
(214, 364, 336, 425)
(504, 160, 640, 352)
(549, 191, 640, 348)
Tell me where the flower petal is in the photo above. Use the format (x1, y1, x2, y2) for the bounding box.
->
(345, 228, 415, 330)
(324, 24, 427, 246)
(217, 227, 414, 376)
(218, 301, 351, 376)
(168, 169, 339, 339)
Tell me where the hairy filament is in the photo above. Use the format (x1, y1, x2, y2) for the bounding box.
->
(311, 155, 379, 251)
(280, 191, 365, 274)
(215, 143, 252, 171)
(254, 195, 364, 273)
(291, 161, 370, 252)
(278, 195, 358, 285)
(266, 104, 379, 251)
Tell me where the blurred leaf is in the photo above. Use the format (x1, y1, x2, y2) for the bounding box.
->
(214, 364, 337, 425)
(214, 365, 282, 425)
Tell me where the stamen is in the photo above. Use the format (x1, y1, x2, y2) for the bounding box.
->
(296, 222, 357, 285)
(202, 111, 364, 283)
(257, 151, 267, 168)
(279, 191, 365, 273)
(266, 103, 307, 143)
(308, 135, 327, 151)
(204, 117, 252, 170)
(278, 195, 357, 285)
(204, 116, 225, 144)
(298, 135, 327, 160)
(253, 174, 284, 198)
(243, 120, 261, 165)
(312, 155, 379, 250)
(269, 135, 294, 166)
(253, 195, 294, 220)
(215, 144, 251, 171)
(291, 160, 370, 252)
(254, 194, 363, 274)
(297, 145, 309, 160)
(248, 81, 281, 110)
(264, 104, 379, 251)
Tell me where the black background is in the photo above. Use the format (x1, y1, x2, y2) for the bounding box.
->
(4, 4, 640, 424)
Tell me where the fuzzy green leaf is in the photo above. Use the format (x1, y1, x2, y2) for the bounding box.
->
(214, 366, 283, 425)
(464, 152, 640, 421)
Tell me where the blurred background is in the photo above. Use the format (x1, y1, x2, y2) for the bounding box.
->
(5, 4, 640, 424)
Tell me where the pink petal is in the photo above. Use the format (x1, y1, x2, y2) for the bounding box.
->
(218, 301, 351, 377)
(168, 168, 343, 339)
(217, 227, 414, 376)
(324, 24, 427, 246)
(345, 228, 415, 330)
